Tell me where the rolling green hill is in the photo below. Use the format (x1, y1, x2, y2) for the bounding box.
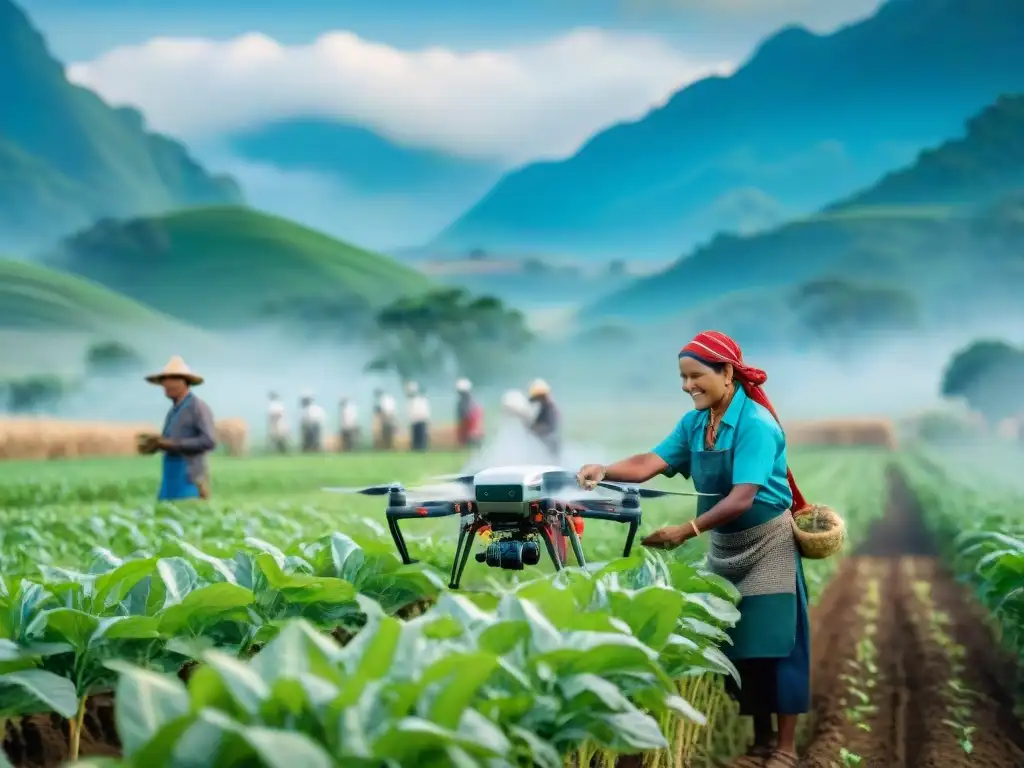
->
(0, 258, 207, 380)
(44, 206, 434, 328)
(589, 94, 1024, 332)
(0, 0, 241, 252)
(0, 258, 186, 332)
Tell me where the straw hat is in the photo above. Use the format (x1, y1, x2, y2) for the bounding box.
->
(455, 378, 472, 393)
(145, 356, 203, 385)
(528, 378, 551, 398)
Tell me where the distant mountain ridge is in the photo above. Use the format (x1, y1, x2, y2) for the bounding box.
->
(229, 118, 501, 197)
(220, 117, 504, 250)
(433, 0, 1024, 259)
(0, 0, 242, 253)
(586, 93, 1024, 332)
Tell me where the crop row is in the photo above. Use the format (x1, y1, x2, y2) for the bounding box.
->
(0, 449, 889, 766)
(903, 560, 976, 756)
(0, 529, 741, 767)
(837, 560, 882, 767)
(898, 452, 1024, 706)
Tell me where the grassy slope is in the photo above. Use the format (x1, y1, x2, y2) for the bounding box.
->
(45, 206, 434, 327)
(0, 258, 208, 379)
(0, 258, 186, 331)
(590, 94, 1024, 324)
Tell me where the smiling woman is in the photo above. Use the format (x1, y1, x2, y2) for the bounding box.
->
(576, 330, 816, 768)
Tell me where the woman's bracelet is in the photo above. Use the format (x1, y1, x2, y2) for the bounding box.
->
(689, 519, 701, 537)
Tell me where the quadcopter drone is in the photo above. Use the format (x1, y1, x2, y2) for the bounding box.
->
(323, 465, 714, 590)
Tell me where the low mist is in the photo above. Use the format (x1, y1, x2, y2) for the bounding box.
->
(6, 305, 1024, 464)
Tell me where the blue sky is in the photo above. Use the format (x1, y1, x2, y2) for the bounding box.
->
(21, 0, 883, 63)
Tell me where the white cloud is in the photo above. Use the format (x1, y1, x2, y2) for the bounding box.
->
(67, 29, 733, 164)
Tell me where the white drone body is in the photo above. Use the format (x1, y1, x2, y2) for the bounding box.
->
(470, 464, 570, 517)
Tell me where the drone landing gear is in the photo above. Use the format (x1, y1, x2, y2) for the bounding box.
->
(386, 503, 462, 566)
(572, 507, 642, 559)
(449, 517, 485, 590)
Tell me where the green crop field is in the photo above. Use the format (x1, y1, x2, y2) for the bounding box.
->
(0, 446, 1022, 767)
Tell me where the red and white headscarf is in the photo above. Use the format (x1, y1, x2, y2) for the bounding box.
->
(680, 330, 808, 512)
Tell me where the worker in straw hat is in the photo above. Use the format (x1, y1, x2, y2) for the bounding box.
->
(140, 356, 216, 501)
(527, 378, 560, 460)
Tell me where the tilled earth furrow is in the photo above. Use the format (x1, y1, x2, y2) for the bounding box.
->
(801, 555, 1024, 768)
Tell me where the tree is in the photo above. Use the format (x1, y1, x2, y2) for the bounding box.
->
(366, 288, 533, 384)
(85, 340, 143, 375)
(2, 375, 69, 413)
(793, 278, 920, 353)
(940, 339, 1024, 424)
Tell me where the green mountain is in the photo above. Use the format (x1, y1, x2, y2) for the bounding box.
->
(43, 206, 434, 328)
(586, 94, 1024, 339)
(433, 0, 1024, 260)
(0, 0, 241, 252)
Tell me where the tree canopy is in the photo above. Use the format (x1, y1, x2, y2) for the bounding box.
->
(365, 288, 533, 385)
(940, 339, 1024, 423)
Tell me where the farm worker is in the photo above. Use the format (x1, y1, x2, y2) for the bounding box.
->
(299, 392, 325, 453)
(527, 379, 561, 461)
(267, 392, 288, 453)
(373, 388, 397, 449)
(406, 381, 431, 451)
(339, 396, 359, 451)
(145, 356, 216, 501)
(575, 331, 812, 768)
(455, 378, 484, 448)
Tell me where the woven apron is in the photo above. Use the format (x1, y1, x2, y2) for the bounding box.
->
(691, 399, 811, 714)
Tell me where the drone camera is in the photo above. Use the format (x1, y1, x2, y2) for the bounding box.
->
(475, 539, 541, 570)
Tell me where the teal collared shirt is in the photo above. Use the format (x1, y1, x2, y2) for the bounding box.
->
(652, 387, 793, 511)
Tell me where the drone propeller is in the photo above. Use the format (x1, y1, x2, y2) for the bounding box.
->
(321, 483, 400, 496)
(594, 481, 719, 499)
(429, 473, 475, 486)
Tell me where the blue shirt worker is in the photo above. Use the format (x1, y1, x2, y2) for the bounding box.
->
(575, 331, 812, 768)
(144, 356, 217, 501)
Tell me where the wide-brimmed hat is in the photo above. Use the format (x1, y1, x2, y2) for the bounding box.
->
(528, 379, 550, 398)
(455, 378, 472, 393)
(145, 355, 203, 385)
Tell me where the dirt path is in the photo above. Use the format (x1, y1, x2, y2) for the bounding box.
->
(799, 468, 1024, 767)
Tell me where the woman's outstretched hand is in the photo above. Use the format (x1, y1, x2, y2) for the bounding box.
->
(576, 464, 605, 490)
(641, 525, 689, 550)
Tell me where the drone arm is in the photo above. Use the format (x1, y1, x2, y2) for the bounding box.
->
(386, 503, 463, 565)
(572, 506, 642, 558)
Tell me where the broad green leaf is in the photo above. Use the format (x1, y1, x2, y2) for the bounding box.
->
(157, 558, 201, 609)
(158, 583, 255, 635)
(202, 650, 269, 715)
(106, 661, 190, 756)
(94, 558, 157, 610)
(256, 554, 357, 605)
(0, 668, 79, 717)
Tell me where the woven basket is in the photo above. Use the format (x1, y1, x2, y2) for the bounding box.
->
(792, 504, 845, 560)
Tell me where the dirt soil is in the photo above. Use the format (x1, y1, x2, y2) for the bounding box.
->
(799, 468, 1024, 767)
